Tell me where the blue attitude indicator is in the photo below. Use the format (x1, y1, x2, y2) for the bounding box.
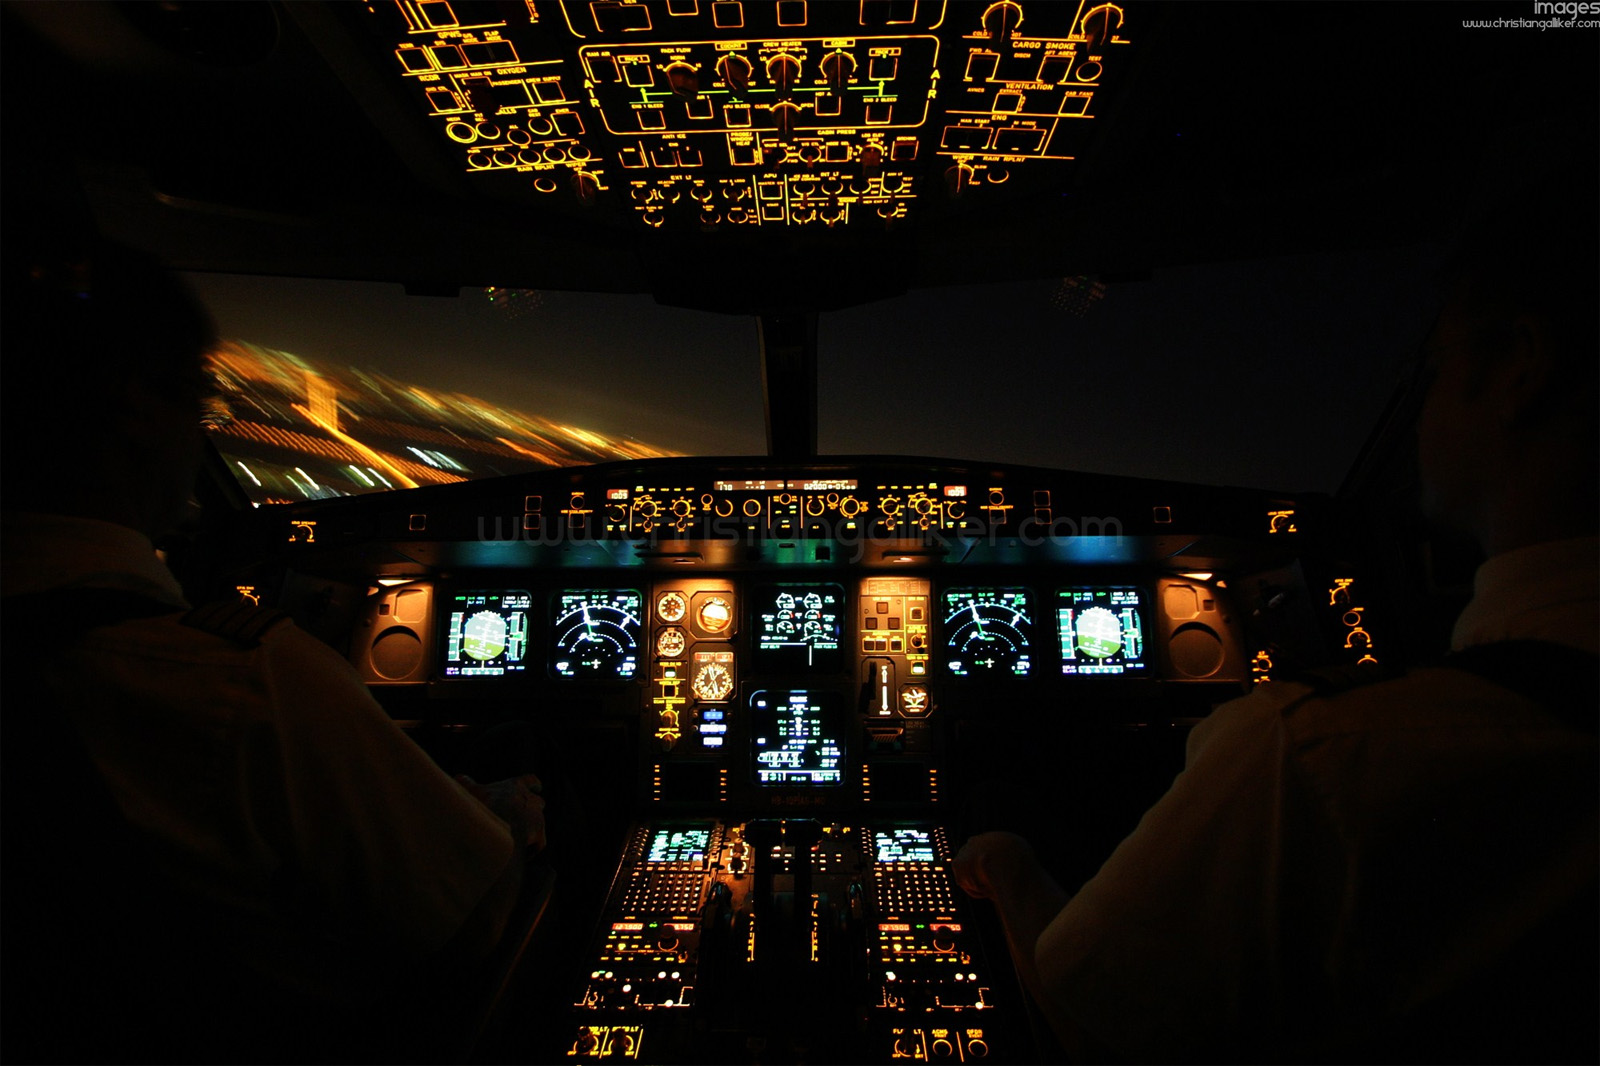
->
(443, 589, 531, 677)
(943, 589, 1034, 677)
(551, 589, 643, 679)
(1058, 587, 1148, 676)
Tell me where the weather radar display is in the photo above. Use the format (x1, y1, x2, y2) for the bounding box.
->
(755, 584, 844, 671)
(444, 590, 530, 677)
(943, 589, 1034, 677)
(1058, 588, 1148, 675)
(551, 590, 643, 679)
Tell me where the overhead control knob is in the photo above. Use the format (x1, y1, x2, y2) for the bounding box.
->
(944, 163, 975, 198)
(772, 101, 801, 136)
(1081, 2, 1123, 46)
(819, 50, 855, 91)
(766, 53, 801, 93)
(664, 60, 700, 96)
(718, 53, 753, 94)
(572, 171, 599, 206)
(982, 1, 1024, 38)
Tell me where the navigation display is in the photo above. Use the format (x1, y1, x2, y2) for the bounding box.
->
(874, 828, 936, 864)
(943, 589, 1034, 677)
(750, 690, 845, 787)
(1058, 587, 1148, 675)
(754, 584, 845, 671)
(551, 590, 643, 680)
(443, 590, 530, 677)
(645, 827, 711, 865)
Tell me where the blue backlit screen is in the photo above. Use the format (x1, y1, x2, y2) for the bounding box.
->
(1058, 587, 1148, 675)
(443, 590, 531, 677)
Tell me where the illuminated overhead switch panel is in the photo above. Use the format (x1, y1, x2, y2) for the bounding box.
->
(577, 33, 938, 228)
(363, 0, 1132, 227)
(942, 1, 1129, 191)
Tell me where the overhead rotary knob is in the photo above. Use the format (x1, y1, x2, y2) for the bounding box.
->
(664, 61, 699, 96)
(572, 171, 599, 206)
(718, 54, 753, 94)
(772, 101, 801, 135)
(945, 163, 976, 198)
(982, 1, 1023, 38)
(819, 51, 855, 90)
(766, 53, 801, 92)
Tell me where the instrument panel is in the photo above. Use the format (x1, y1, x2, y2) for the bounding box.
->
(319, 459, 1372, 1062)
(355, 568, 1250, 812)
(430, 577, 1166, 685)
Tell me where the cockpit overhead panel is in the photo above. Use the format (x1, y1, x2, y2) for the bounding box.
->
(362, 0, 1133, 230)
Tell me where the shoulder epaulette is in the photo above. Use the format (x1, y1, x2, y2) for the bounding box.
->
(1285, 661, 1403, 699)
(181, 599, 290, 649)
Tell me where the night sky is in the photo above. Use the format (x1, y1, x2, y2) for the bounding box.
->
(187, 236, 1446, 497)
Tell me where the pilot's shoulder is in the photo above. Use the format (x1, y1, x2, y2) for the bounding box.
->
(1194, 664, 1428, 749)
(181, 599, 291, 649)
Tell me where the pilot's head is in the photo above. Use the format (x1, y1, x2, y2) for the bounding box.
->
(1, 234, 218, 539)
(1417, 159, 1599, 556)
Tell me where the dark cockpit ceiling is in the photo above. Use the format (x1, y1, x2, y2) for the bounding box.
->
(7, 0, 1594, 317)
